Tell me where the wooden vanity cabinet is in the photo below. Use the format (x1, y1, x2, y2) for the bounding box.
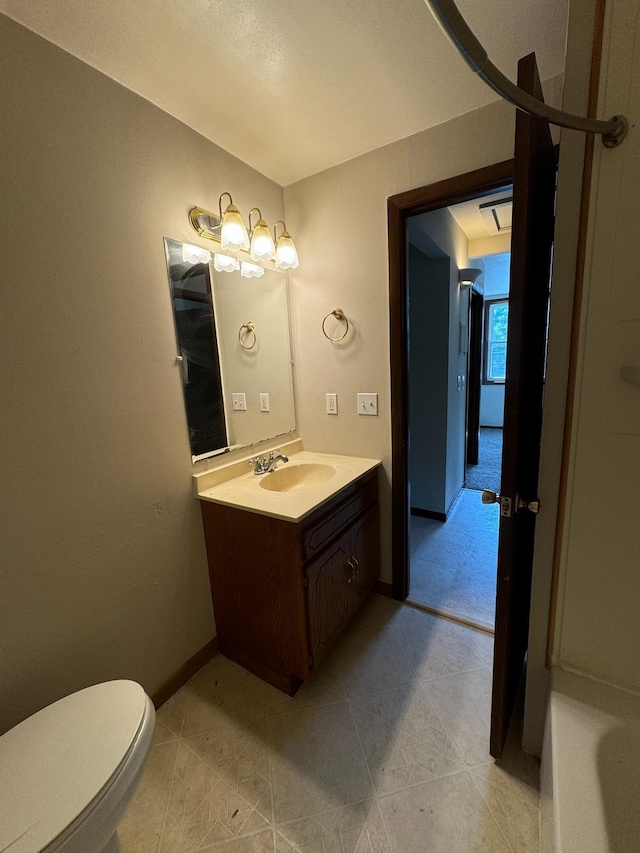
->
(200, 468, 379, 695)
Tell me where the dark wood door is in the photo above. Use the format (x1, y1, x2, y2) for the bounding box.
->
(490, 53, 557, 758)
(466, 288, 484, 466)
(352, 506, 381, 607)
(306, 537, 352, 669)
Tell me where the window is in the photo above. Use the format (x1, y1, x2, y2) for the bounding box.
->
(484, 298, 509, 383)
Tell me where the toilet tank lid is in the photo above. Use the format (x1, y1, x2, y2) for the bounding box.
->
(0, 680, 149, 853)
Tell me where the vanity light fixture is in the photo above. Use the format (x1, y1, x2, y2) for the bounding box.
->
(273, 221, 299, 270)
(213, 253, 240, 273)
(248, 208, 276, 262)
(219, 192, 250, 252)
(188, 196, 300, 271)
(241, 261, 265, 279)
(182, 244, 211, 265)
(458, 267, 483, 288)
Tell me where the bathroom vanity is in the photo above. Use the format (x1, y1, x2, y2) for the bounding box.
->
(195, 447, 380, 694)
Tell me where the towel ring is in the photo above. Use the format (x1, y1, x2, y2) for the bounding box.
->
(239, 321, 257, 350)
(322, 308, 349, 342)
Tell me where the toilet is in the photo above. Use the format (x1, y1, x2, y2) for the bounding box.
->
(0, 680, 155, 853)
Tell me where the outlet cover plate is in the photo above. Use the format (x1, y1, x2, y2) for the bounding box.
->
(232, 392, 247, 411)
(357, 392, 378, 416)
(326, 393, 338, 415)
(259, 393, 270, 412)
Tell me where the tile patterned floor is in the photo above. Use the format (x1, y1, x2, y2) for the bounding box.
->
(118, 596, 540, 853)
(410, 489, 499, 628)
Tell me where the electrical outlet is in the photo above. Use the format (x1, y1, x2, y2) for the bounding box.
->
(326, 393, 338, 415)
(231, 392, 247, 411)
(259, 393, 270, 412)
(461, 375, 466, 390)
(357, 393, 378, 416)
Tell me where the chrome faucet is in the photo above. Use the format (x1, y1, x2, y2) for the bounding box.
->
(248, 450, 289, 475)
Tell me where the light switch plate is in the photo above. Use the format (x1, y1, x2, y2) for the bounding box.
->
(326, 393, 338, 415)
(259, 393, 270, 412)
(357, 393, 378, 416)
(231, 392, 247, 411)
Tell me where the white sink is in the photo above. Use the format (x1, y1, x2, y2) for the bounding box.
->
(259, 462, 336, 492)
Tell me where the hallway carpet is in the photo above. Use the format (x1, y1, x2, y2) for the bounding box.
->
(465, 427, 503, 493)
(410, 489, 498, 630)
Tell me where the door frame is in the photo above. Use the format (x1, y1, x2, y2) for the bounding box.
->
(388, 159, 514, 600)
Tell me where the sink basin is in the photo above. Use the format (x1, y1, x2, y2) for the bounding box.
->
(259, 463, 336, 492)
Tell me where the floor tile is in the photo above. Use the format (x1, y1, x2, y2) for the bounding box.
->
(330, 623, 417, 699)
(268, 701, 373, 823)
(121, 599, 539, 853)
(422, 666, 493, 767)
(265, 660, 346, 718)
(378, 771, 511, 852)
(181, 657, 268, 739)
(201, 829, 275, 852)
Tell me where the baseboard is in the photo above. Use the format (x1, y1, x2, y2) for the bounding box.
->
(151, 637, 218, 709)
(375, 580, 394, 598)
(411, 506, 447, 522)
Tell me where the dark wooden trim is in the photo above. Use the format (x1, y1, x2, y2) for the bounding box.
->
(547, 0, 606, 666)
(410, 506, 447, 522)
(151, 637, 218, 709)
(375, 580, 394, 598)
(388, 159, 514, 601)
(483, 297, 509, 385)
(466, 288, 484, 465)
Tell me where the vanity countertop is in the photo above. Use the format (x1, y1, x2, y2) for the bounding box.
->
(194, 447, 381, 522)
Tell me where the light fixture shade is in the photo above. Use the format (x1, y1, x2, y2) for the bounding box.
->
(213, 253, 240, 273)
(240, 261, 265, 279)
(250, 220, 276, 262)
(274, 231, 299, 270)
(458, 267, 483, 287)
(182, 243, 211, 265)
(220, 204, 250, 252)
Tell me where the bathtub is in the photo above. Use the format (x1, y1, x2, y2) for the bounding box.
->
(541, 667, 640, 852)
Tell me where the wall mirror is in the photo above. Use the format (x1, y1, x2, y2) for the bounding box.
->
(164, 238, 296, 460)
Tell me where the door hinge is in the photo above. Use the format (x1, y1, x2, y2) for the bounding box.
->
(308, 653, 313, 668)
(302, 574, 308, 589)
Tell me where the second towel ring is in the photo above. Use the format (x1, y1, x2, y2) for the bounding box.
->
(239, 321, 257, 350)
(322, 308, 349, 342)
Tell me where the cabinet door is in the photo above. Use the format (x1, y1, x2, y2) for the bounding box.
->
(351, 506, 380, 609)
(306, 536, 353, 669)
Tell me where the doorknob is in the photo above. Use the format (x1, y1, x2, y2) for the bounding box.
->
(482, 490, 540, 516)
(516, 496, 541, 514)
(482, 489, 512, 517)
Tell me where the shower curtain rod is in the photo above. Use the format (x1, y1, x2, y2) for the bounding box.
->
(424, 0, 628, 148)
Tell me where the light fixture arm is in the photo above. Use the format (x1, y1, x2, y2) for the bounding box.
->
(248, 208, 263, 233)
(218, 192, 234, 219)
(424, 0, 628, 147)
(273, 220, 287, 242)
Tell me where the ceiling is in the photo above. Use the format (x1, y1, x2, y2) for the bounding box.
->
(449, 189, 514, 240)
(0, 0, 568, 185)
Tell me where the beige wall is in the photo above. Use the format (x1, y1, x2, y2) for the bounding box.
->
(284, 99, 518, 580)
(0, 15, 284, 733)
(553, 0, 640, 691)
